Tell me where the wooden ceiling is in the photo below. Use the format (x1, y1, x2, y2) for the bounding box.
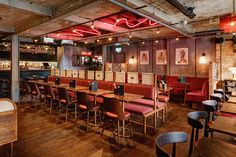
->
(0, 0, 235, 41)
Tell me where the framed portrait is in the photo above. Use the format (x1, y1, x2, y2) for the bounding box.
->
(156, 50, 167, 65)
(140, 51, 149, 65)
(175, 48, 188, 65)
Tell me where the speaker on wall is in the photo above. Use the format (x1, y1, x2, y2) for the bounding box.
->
(215, 37, 224, 43)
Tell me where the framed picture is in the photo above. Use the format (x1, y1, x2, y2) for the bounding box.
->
(156, 50, 167, 65)
(175, 48, 188, 65)
(140, 51, 149, 65)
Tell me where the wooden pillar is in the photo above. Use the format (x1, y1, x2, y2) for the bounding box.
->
(11, 35, 20, 102)
(102, 45, 107, 71)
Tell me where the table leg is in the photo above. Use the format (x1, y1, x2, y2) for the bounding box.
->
(184, 85, 187, 105)
(94, 95, 97, 126)
(122, 101, 125, 136)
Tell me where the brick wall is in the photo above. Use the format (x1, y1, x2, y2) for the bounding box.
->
(216, 40, 236, 80)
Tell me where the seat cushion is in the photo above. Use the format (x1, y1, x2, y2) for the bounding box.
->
(186, 91, 205, 102)
(105, 111, 130, 118)
(124, 102, 153, 115)
(131, 98, 166, 109)
(89, 95, 103, 104)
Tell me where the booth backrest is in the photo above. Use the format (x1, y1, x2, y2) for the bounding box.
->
(97, 81, 116, 91)
(76, 79, 90, 87)
(48, 76, 56, 82)
(124, 83, 155, 100)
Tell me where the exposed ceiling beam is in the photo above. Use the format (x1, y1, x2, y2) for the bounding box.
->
(15, 0, 97, 34)
(0, 0, 53, 16)
(0, 24, 15, 33)
(108, 0, 193, 38)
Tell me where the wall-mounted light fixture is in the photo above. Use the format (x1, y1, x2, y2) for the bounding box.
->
(199, 53, 207, 64)
(229, 67, 236, 80)
(129, 56, 136, 64)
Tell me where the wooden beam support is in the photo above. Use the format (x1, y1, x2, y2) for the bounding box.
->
(0, 0, 53, 16)
(0, 24, 15, 33)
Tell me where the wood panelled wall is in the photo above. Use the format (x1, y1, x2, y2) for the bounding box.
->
(107, 37, 216, 78)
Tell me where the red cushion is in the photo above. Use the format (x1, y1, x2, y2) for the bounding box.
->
(89, 95, 103, 104)
(48, 76, 56, 82)
(124, 102, 153, 115)
(61, 77, 70, 84)
(105, 111, 130, 118)
(131, 98, 166, 109)
(124, 84, 155, 100)
(97, 81, 115, 90)
(186, 91, 206, 102)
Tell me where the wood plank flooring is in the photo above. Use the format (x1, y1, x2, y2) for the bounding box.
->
(0, 101, 235, 157)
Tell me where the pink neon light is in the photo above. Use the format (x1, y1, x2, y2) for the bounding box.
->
(73, 27, 101, 36)
(114, 18, 157, 28)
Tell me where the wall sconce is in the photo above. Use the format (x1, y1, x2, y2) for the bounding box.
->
(199, 53, 207, 64)
(129, 56, 136, 64)
(229, 67, 236, 80)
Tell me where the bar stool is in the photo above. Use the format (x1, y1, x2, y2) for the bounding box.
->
(76, 91, 102, 132)
(20, 80, 31, 104)
(29, 82, 42, 110)
(210, 93, 222, 111)
(44, 85, 58, 114)
(202, 100, 217, 137)
(156, 132, 188, 157)
(187, 111, 208, 156)
(101, 97, 133, 145)
(58, 87, 77, 122)
(214, 88, 229, 102)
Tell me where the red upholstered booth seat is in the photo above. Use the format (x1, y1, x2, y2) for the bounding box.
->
(185, 80, 209, 103)
(48, 76, 57, 82)
(131, 98, 166, 109)
(124, 83, 155, 100)
(76, 79, 90, 87)
(157, 75, 208, 97)
(97, 81, 116, 91)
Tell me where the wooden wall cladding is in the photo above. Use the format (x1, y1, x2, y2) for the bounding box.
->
(107, 37, 216, 78)
(169, 38, 196, 77)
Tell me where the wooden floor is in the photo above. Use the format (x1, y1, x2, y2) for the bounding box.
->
(0, 100, 235, 157)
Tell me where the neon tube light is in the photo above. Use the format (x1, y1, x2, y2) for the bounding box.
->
(114, 18, 157, 28)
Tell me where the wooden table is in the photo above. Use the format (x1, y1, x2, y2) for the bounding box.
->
(65, 86, 88, 92)
(220, 102, 236, 114)
(231, 91, 236, 97)
(80, 89, 113, 105)
(228, 96, 236, 103)
(210, 116, 236, 136)
(191, 137, 236, 157)
(180, 82, 191, 105)
(28, 80, 54, 86)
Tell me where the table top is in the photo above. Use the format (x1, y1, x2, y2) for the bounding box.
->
(28, 80, 53, 85)
(228, 96, 236, 103)
(190, 137, 236, 157)
(80, 89, 113, 96)
(158, 87, 173, 93)
(104, 93, 144, 102)
(65, 86, 88, 92)
(210, 116, 236, 136)
(221, 102, 236, 114)
(49, 83, 68, 88)
(231, 91, 236, 97)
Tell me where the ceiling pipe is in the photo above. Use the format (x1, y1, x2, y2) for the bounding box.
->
(108, 0, 193, 38)
(166, 0, 196, 19)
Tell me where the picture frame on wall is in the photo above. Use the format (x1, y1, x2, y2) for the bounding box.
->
(156, 50, 167, 65)
(140, 51, 149, 65)
(175, 48, 188, 65)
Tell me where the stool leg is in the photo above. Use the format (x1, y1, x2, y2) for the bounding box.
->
(86, 111, 90, 132)
(117, 120, 120, 144)
(11, 142, 13, 157)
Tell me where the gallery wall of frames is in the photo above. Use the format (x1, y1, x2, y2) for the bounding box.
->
(106, 37, 216, 78)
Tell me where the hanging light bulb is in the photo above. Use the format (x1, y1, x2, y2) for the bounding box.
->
(97, 39, 100, 42)
(129, 32, 132, 38)
(155, 40, 159, 43)
(108, 37, 112, 41)
(27, 45, 30, 49)
(129, 56, 136, 64)
(72, 29, 76, 33)
(156, 27, 160, 34)
(199, 53, 207, 64)
(56, 33, 60, 37)
(91, 21, 95, 29)
(142, 41, 145, 44)
(85, 41, 88, 44)
(34, 39, 38, 43)
(176, 37, 179, 41)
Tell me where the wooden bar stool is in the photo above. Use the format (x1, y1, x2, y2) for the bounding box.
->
(76, 91, 102, 132)
(58, 87, 77, 122)
(29, 82, 42, 110)
(44, 85, 58, 114)
(101, 97, 133, 145)
(20, 80, 31, 104)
